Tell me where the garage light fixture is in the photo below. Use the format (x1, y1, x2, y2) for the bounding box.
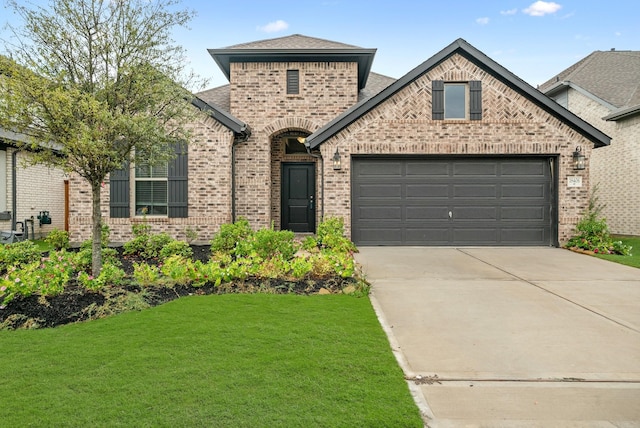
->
(332, 148, 342, 170)
(573, 146, 585, 170)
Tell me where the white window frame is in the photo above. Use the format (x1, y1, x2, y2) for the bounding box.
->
(133, 161, 169, 217)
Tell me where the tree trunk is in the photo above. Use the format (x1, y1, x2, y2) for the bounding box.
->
(91, 182, 103, 277)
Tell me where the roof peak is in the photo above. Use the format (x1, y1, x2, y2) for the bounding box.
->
(221, 34, 363, 50)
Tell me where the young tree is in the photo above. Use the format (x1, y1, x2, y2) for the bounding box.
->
(0, 0, 204, 276)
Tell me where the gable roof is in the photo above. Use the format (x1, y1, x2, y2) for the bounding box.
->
(307, 38, 611, 149)
(539, 50, 640, 121)
(208, 34, 376, 91)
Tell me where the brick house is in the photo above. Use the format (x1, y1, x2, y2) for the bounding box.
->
(0, 128, 67, 240)
(69, 35, 610, 246)
(540, 50, 640, 236)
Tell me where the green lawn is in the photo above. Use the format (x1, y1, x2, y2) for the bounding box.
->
(595, 236, 640, 268)
(0, 294, 422, 427)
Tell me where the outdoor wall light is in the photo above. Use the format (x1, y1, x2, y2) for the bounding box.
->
(573, 146, 586, 170)
(332, 148, 342, 170)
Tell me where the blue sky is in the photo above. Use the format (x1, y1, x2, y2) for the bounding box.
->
(3, 0, 637, 91)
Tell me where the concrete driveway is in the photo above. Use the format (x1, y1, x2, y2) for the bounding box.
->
(355, 247, 640, 427)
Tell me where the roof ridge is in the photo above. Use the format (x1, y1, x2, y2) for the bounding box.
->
(222, 33, 362, 50)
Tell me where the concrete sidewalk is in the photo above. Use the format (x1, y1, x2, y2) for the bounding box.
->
(355, 247, 640, 427)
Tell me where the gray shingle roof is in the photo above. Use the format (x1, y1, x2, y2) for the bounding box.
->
(222, 34, 362, 50)
(197, 85, 230, 112)
(539, 51, 640, 109)
(358, 72, 396, 102)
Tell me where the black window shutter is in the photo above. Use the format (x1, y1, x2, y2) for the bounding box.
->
(287, 70, 299, 94)
(432, 80, 444, 120)
(109, 162, 130, 218)
(469, 80, 482, 120)
(168, 141, 188, 218)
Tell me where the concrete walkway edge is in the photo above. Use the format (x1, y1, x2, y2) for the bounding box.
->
(369, 292, 435, 426)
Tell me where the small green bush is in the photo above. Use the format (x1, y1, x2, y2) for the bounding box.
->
(159, 240, 193, 261)
(73, 247, 120, 272)
(237, 228, 297, 260)
(566, 187, 632, 255)
(45, 229, 69, 250)
(315, 217, 357, 253)
(210, 217, 253, 255)
(132, 263, 162, 287)
(78, 263, 126, 291)
(0, 240, 42, 270)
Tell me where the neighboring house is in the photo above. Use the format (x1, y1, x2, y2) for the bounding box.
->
(0, 128, 67, 239)
(69, 35, 609, 246)
(540, 50, 640, 236)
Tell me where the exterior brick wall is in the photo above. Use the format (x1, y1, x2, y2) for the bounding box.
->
(68, 116, 235, 243)
(0, 148, 66, 238)
(564, 89, 640, 236)
(230, 61, 358, 230)
(317, 53, 594, 244)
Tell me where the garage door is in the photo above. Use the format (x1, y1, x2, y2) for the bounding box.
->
(352, 157, 555, 246)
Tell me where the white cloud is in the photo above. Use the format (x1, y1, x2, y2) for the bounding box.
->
(500, 8, 518, 15)
(257, 20, 289, 33)
(523, 1, 562, 16)
(476, 17, 490, 25)
(615, 31, 622, 36)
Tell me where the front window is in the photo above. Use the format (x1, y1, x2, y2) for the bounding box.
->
(444, 83, 467, 119)
(135, 162, 168, 215)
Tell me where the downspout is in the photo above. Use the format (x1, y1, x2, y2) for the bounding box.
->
(11, 150, 17, 231)
(231, 126, 251, 222)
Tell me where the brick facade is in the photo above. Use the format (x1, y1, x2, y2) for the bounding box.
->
(316, 54, 594, 244)
(561, 89, 639, 236)
(67, 39, 602, 246)
(230, 61, 358, 229)
(68, 116, 235, 243)
(0, 148, 66, 238)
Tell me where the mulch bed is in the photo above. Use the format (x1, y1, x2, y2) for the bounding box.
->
(0, 245, 356, 330)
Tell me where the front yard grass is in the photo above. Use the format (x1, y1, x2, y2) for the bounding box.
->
(0, 294, 423, 427)
(594, 236, 640, 269)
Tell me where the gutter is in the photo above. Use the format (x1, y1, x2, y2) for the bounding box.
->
(603, 104, 640, 121)
(231, 130, 251, 222)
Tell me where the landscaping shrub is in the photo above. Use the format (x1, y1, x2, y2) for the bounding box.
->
(44, 229, 70, 250)
(133, 262, 162, 287)
(210, 217, 253, 255)
(123, 221, 173, 259)
(566, 187, 632, 255)
(159, 240, 193, 261)
(237, 227, 298, 260)
(0, 241, 41, 270)
(314, 217, 357, 253)
(77, 263, 126, 291)
(73, 247, 121, 272)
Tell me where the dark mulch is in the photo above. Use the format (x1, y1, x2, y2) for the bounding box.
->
(0, 245, 357, 330)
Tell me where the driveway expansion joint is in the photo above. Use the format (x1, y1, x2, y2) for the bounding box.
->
(407, 375, 640, 385)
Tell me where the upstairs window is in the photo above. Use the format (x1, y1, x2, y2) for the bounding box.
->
(432, 80, 482, 120)
(287, 69, 300, 94)
(444, 83, 467, 119)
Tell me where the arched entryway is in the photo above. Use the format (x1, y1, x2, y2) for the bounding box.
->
(269, 129, 318, 232)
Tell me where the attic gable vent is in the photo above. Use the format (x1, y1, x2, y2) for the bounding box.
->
(287, 69, 300, 94)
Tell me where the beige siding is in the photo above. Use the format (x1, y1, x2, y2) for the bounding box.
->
(0, 148, 66, 238)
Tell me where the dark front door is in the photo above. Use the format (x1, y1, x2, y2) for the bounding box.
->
(282, 163, 315, 232)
